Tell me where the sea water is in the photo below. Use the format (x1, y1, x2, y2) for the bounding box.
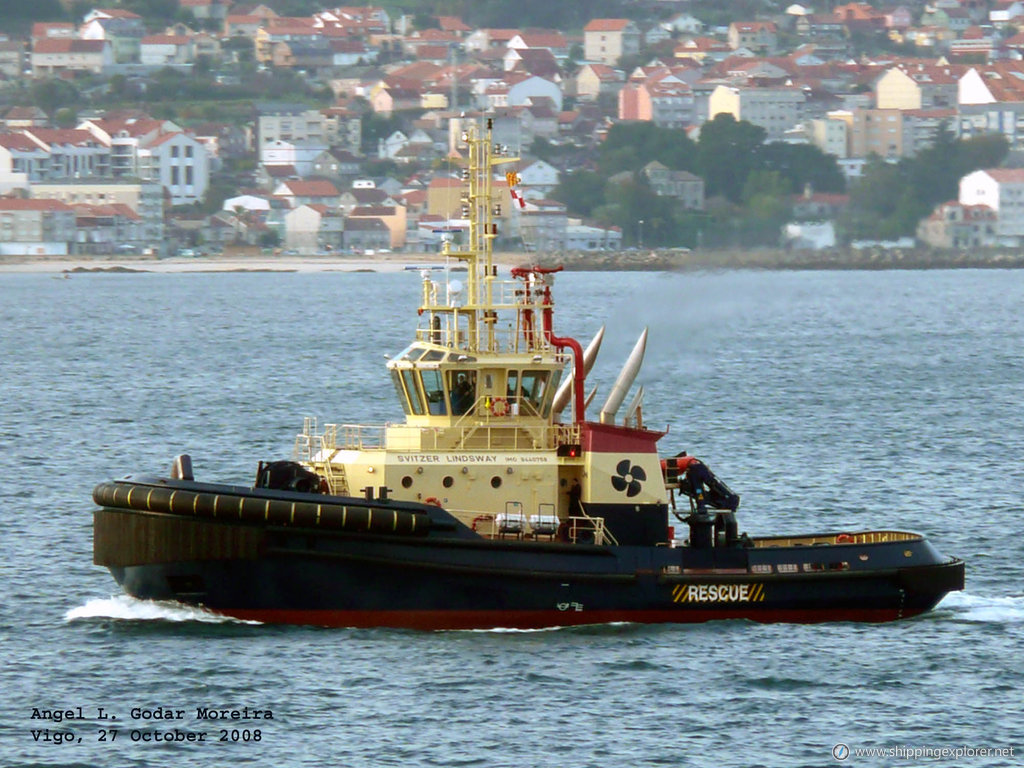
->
(1, 268, 1021, 767)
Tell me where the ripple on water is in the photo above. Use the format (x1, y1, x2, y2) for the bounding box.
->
(4, 270, 1024, 768)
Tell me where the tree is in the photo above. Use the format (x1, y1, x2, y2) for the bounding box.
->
(361, 112, 405, 153)
(597, 122, 697, 175)
(553, 170, 605, 217)
(30, 79, 81, 116)
(696, 114, 766, 202)
(839, 156, 907, 239)
(758, 142, 846, 195)
(740, 170, 792, 246)
(54, 108, 77, 129)
(839, 126, 1011, 241)
(957, 133, 1010, 173)
(597, 177, 679, 246)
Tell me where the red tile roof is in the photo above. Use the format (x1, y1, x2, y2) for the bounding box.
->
(91, 8, 142, 19)
(437, 16, 471, 33)
(584, 19, 632, 32)
(33, 39, 107, 54)
(983, 168, 1024, 182)
(32, 22, 74, 38)
(0, 198, 73, 211)
(281, 179, 340, 196)
(0, 133, 43, 150)
(22, 129, 98, 147)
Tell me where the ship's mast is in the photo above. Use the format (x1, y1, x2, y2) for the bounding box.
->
(422, 118, 518, 355)
(412, 116, 587, 423)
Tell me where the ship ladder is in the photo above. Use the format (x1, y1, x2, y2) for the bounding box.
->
(320, 457, 349, 496)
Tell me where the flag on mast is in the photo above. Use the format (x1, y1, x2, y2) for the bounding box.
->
(505, 171, 526, 209)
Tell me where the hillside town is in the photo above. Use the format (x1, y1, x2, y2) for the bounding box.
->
(3, 0, 1024, 257)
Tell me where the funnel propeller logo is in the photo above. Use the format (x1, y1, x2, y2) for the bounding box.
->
(611, 459, 646, 498)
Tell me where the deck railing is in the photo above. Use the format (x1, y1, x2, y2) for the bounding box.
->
(296, 419, 580, 455)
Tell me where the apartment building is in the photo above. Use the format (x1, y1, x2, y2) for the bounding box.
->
(708, 84, 806, 140)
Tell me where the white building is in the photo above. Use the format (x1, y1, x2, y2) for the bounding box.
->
(147, 132, 210, 206)
(223, 194, 271, 214)
(565, 223, 622, 250)
(507, 75, 563, 112)
(260, 139, 328, 177)
(31, 38, 112, 77)
(960, 168, 1024, 243)
(517, 159, 560, 199)
(258, 104, 329, 145)
(78, 117, 211, 206)
(957, 65, 1024, 150)
(0, 133, 48, 193)
(140, 35, 194, 67)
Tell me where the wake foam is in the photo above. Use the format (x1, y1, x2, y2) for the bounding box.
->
(937, 591, 1024, 623)
(64, 595, 260, 624)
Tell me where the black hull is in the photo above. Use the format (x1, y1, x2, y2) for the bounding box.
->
(94, 479, 964, 630)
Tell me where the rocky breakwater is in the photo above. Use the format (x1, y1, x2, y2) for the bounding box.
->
(530, 247, 1024, 271)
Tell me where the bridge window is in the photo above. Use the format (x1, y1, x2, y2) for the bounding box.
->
(390, 371, 410, 415)
(397, 344, 426, 362)
(421, 368, 447, 415)
(520, 370, 550, 414)
(400, 369, 425, 415)
(448, 370, 476, 415)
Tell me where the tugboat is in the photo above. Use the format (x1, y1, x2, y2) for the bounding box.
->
(93, 119, 964, 629)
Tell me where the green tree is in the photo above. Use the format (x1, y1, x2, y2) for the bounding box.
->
(361, 112, 405, 153)
(30, 79, 81, 116)
(839, 127, 1010, 241)
(598, 178, 679, 246)
(839, 156, 906, 239)
(54, 107, 77, 129)
(597, 122, 697, 175)
(553, 170, 606, 217)
(696, 114, 766, 202)
(957, 133, 1010, 172)
(758, 142, 846, 195)
(740, 170, 793, 245)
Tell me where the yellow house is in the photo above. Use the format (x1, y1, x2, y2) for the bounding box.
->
(420, 92, 449, 110)
(348, 204, 407, 248)
(875, 63, 960, 110)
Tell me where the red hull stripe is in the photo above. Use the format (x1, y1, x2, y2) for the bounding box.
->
(219, 607, 920, 630)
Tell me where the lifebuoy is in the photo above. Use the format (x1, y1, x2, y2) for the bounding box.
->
(836, 533, 855, 544)
(489, 397, 509, 417)
(424, 496, 442, 506)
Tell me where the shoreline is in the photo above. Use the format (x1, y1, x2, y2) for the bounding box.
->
(2, 247, 1024, 274)
(0, 253, 462, 275)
